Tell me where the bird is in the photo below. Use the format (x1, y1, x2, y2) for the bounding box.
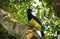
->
(26, 9, 45, 39)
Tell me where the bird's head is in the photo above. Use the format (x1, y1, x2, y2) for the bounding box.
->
(27, 9, 36, 16)
(27, 9, 33, 15)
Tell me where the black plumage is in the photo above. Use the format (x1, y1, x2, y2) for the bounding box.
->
(27, 9, 44, 38)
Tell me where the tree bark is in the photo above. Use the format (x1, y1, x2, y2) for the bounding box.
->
(0, 9, 40, 39)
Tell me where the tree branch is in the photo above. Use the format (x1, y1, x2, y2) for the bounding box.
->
(0, 9, 40, 39)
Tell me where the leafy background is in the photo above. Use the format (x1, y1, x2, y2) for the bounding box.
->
(0, 0, 60, 39)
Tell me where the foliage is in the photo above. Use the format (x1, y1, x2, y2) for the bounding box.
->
(1, 0, 60, 39)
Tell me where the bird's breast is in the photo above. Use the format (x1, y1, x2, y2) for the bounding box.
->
(29, 18, 42, 30)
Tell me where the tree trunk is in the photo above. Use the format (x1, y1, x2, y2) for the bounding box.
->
(50, 0, 60, 19)
(0, 9, 40, 39)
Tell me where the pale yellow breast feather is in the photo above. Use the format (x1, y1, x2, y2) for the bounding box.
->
(29, 18, 42, 30)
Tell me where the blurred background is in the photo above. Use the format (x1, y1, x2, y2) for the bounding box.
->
(0, 0, 60, 39)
